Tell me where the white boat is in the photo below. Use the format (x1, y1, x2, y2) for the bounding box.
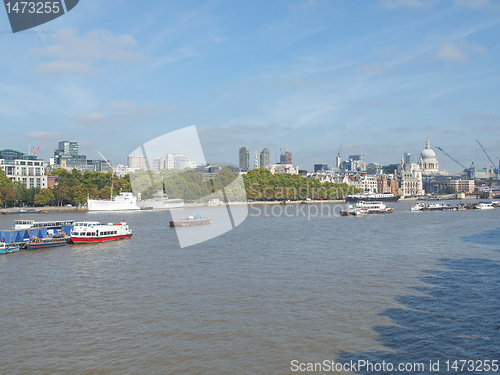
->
(411, 202, 453, 211)
(475, 202, 494, 210)
(340, 205, 368, 216)
(136, 190, 184, 210)
(87, 192, 140, 211)
(70, 220, 132, 243)
(14, 219, 74, 230)
(356, 201, 393, 214)
(346, 192, 400, 202)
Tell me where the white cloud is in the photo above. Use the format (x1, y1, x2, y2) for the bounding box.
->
(434, 40, 486, 63)
(379, 0, 430, 9)
(31, 28, 144, 75)
(454, 0, 497, 10)
(72, 100, 177, 129)
(33, 60, 98, 75)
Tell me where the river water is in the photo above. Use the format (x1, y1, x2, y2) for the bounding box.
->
(0, 200, 499, 374)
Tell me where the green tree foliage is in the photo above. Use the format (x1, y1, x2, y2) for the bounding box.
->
(242, 169, 360, 201)
(33, 188, 55, 206)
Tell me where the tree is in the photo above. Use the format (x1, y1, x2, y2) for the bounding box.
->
(71, 185, 88, 205)
(33, 188, 55, 206)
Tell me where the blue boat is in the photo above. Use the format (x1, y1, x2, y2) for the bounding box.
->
(25, 237, 67, 250)
(0, 242, 20, 254)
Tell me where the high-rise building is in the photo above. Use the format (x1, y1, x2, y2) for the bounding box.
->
(53, 141, 106, 171)
(260, 148, 270, 169)
(314, 164, 328, 172)
(128, 155, 148, 169)
(404, 153, 413, 165)
(280, 151, 292, 165)
(239, 147, 249, 170)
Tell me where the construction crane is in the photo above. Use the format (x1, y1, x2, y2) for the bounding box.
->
(98, 151, 115, 199)
(283, 147, 290, 164)
(435, 146, 475, 179)
(31, 133, 47, 156)
(476, 140, 499, 187)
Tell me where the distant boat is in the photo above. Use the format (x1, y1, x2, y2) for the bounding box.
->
(137, 190, 184, 210)
(345, 192, 400, 202)
(475, 202, 494, 210)
(25, 237, 67, 250)
(1, 208, 43, 215)
(0, 242, 20, 254)
(71, 220, 133, 243)
(170, 215, 211, 227)
(87, 192, 140, 211)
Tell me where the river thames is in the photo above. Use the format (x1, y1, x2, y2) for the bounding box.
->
(0, 200, 499, 374)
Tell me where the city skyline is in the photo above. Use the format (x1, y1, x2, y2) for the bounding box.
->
(1, 1, 500, 173)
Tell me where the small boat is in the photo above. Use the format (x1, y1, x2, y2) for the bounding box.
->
(475, 202, 494, 210)
(0, 242, 20, 254)
(25, 237, 67, 250)
(410, 202, 453, 211)
(356, 201, 393, 214)
(1, 208, 43, 215)
(70, 220, 132, 243)
(170, 215, 211, 227)
(340, 205, 368, 216)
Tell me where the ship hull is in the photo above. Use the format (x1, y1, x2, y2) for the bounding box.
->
(71, 234, 133, 243)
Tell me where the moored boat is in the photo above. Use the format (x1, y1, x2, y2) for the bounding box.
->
(25, 237, 67, 250)
(70, 220, 133, 243)
(0, 242, 20, 254)
(475, 202, 494, 210)
(355, 201, 393, 214)
(87, 192, 140, 211)
(345, 192, 400, 202)
(170, 215, 211, 227)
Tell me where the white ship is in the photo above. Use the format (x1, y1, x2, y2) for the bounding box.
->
(87, 192, 140, 211)
(136, 190, 184, 210)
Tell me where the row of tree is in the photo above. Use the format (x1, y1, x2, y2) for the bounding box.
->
(0, 168, 132, 207)
(0, 166, 361, 207)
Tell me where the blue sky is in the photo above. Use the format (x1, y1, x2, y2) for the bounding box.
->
(1, 0, 500, 173)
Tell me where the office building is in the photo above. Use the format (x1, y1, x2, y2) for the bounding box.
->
(0, 149, 47, 189)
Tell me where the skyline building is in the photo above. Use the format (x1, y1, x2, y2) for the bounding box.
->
(260, 148, 270, 169)
(128, 155, 148, 170)
(152, 153, 196, 172)
(0, 149, 47, 189)
(239, 147, 249, 170)
(52, 140, 106, 172)
(280, 151, 292, 165)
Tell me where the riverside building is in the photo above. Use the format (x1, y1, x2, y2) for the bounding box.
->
(0, 149, 47, 189)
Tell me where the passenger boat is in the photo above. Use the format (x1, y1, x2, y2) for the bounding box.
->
(340, 205, 368, 216)
(25, 237, 67, 250)
(170, 215, 211, 227)
(87, 192, 140, 211)
(70, 220, 133, 243)
(14, 219, 74, 230)
(0, 242, 20, 254)
(411, 202, 453, 211)
(345, 192, 400, 202)
(355, 201, 393, 214)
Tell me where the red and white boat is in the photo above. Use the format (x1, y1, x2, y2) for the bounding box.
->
(70, 220, 132, 243)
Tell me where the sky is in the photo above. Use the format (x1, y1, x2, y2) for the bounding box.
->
(1, 0, 500, 173)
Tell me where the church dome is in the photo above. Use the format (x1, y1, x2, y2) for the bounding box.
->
(421, 137, 436, 161)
